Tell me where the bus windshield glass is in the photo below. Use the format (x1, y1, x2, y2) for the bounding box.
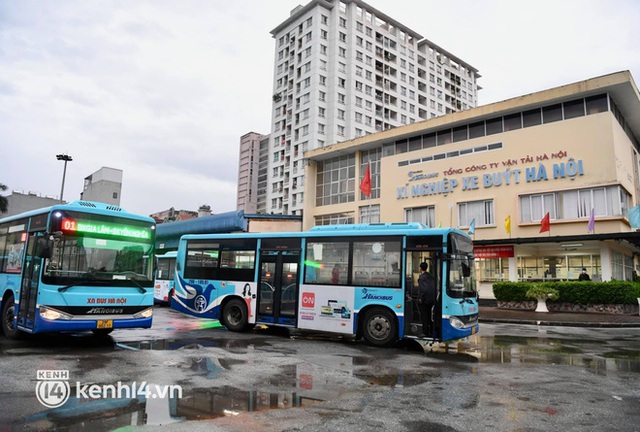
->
(44, 211, 155, 286)
(447, 233, 477, 299)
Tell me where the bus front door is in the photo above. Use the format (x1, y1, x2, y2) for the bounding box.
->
(404, 251, 441, 339)
(17, 233, 44, 331)
(257, 251, 299, 326)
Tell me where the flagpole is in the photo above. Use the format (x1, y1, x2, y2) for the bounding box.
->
(449, 203, 453, 227)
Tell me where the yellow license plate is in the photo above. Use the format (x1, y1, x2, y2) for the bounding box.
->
(97, 320, 113, 329)
(472, 326, 477, 335)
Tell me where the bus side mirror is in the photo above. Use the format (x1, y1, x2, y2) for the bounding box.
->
(36, 238, 53, 259)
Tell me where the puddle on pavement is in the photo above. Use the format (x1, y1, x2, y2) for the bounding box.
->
(18, 349, 445, 429)
(17, 375, 322, 428)
(27, 387, 322, 428)
(18, 380, 326, 430)
(467, 334, 640, 373)
(114, 337, 267, 354)
(9, 331, 638, 429)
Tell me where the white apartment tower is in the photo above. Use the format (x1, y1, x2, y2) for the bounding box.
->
(265, 0, 480, 215)
(237, 132, 268, 213)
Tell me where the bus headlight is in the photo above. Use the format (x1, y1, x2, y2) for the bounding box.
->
(134, 307, 153, 319)
(39, 306, 73, 321)
(449, 316, 464, 329)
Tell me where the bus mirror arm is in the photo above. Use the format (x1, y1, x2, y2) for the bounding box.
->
(36, 238, 53, 259)
(36, 231, 63, 259)
(461, 262, 471, 277)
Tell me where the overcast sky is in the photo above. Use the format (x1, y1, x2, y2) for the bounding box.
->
(1, 0, 639, 217)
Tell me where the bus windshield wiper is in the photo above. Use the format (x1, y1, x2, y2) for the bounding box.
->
(125, 279, 148, 294)
(459, 297, 474, 304)
(58, 280, 108, 292)
(113, 272, 150, 294)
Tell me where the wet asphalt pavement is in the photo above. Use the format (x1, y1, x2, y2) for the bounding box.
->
(0, 306, 639, 431)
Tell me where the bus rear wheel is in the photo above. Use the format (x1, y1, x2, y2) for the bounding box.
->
(362, 308, 397, 347)
(222, 298, 249, 332)
(1, 296, 21, 340)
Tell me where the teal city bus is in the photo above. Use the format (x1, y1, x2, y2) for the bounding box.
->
(171, 223, 478, 347)
(0, 200, 156, 339)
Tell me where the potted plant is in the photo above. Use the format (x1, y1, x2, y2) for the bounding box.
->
(525, 284, 559, 313)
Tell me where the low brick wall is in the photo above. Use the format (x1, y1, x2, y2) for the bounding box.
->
(497, 301, 638, 314)
(497, 301, 536, 310)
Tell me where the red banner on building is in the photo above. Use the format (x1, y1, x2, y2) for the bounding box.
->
(474, 245, 514, 258)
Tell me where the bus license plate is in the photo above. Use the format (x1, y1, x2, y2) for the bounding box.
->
(97, 320, 113, 329)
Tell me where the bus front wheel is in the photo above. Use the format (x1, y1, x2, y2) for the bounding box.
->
(362, 308, 397, 347)
(1, 296, 21, 340)
(222, 298, 249, 332)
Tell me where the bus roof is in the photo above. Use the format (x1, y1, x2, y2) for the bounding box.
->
(309, 222, 428, 231)
(179, 223, 468, 241)
(0, 200, 155, 225)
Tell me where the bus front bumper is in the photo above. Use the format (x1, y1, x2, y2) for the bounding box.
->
(28, 305, 153, 333)
(441, 314, 479, 341)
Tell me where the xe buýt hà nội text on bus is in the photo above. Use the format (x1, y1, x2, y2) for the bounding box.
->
(0, 201, 156, 339)
(171, 223, 478, 347)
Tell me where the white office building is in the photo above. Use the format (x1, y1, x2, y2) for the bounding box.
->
(80, 167, 123, 206)
(264, 0, 481, 215)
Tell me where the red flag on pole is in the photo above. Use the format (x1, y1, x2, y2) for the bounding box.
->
(360, 162, 371, 197)
(540, 212, 550, 233)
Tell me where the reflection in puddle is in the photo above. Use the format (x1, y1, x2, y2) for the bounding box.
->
(24, 386, 322, 429)
(22, 349, 464, 429)
(22, 384, 315, 428)
(176, 387, 320, 420)
(115, 337, 263, 354)
(468, 334, 640, 373)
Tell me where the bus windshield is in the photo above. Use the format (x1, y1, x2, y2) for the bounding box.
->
(43, 235, 154, 286)
(447, 233, 477, 299)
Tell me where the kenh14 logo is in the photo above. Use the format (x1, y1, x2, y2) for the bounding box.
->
(35, 370, 71, 408)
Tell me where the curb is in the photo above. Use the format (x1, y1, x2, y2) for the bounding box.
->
(479, 317, 640, 328)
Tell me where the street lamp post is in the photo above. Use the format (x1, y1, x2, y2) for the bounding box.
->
(56, 154, 73, 203)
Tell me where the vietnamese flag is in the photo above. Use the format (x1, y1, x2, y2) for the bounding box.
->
(360, 162, 372, 197)
(540, 212, 550, 233)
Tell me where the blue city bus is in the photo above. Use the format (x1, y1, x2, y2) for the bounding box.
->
(171, 223, 478, 347)
(0, 200, 156, 339)
(154, 251, 177, 304)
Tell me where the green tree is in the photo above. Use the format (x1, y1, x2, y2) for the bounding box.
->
(0, 183, 7, 214)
